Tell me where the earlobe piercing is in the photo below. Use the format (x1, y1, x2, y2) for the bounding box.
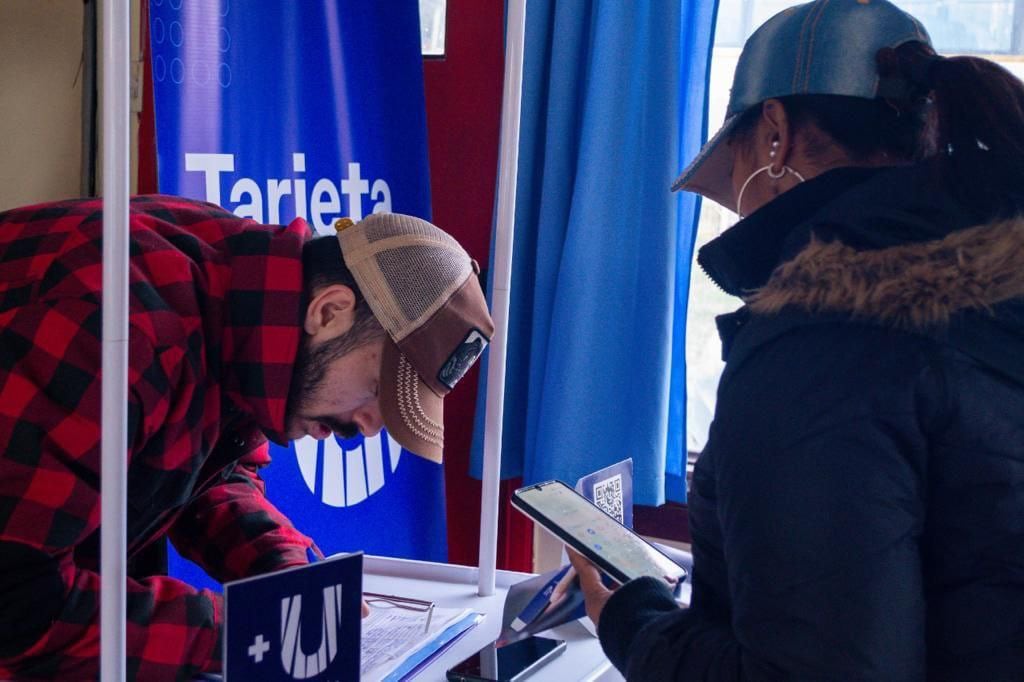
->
(767, 139, 784, 178)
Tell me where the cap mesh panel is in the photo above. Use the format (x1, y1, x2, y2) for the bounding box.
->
(375, 246, 468, 326)
(341, 212, 474, 342)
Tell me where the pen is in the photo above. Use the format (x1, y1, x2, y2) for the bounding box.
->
(364, 592, 435, 633)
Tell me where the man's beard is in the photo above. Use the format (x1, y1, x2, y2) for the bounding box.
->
(286, 334, 332, 422)
(284, 307, 385, 427)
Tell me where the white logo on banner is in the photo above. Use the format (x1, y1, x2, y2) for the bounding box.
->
(294, 433, 403, 507)
(279, 584, 344, 679)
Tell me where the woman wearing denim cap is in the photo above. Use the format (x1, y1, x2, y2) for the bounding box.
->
(568, 0, 1024, 678)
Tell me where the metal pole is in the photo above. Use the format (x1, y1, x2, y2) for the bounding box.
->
(100, 0, 130, 679)
(478, 0, 527, 596)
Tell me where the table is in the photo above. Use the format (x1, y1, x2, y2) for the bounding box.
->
(363, 555, 624, 681)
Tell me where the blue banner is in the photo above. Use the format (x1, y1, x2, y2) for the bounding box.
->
(150, 0, 446, 583)
(150, 0, 430, 225)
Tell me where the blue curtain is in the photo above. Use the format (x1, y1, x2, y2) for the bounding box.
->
(471, 0, 717, 506)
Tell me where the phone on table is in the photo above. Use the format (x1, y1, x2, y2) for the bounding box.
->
(511, 480, 687, 587)
(445, 636, 566, 681)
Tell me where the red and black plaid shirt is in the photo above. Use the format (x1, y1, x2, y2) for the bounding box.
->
(0, 195, 315, 680)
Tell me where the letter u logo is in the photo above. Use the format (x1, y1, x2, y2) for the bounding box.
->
(279, 584, 343, 679)
(294, 432, 404, 507)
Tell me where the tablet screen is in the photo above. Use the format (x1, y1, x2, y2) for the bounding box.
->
(514, 481, 685, 585)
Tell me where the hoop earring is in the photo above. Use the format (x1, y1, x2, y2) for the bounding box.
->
(735, 164, 806, 218)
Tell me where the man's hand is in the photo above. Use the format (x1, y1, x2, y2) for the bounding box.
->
(566, 548, 616, 628)
(362, 599, 371, 618)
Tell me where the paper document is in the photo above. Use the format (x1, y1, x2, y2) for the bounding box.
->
(362, 604, 482, 681)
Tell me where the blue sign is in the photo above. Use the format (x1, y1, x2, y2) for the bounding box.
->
(225, 553, 363, 681)
(151, 0, 449, 576)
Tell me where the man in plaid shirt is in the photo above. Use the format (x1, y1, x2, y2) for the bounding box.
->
(0, 195, 492, 680)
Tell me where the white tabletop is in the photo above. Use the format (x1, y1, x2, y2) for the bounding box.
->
(362, 555, 624, 682)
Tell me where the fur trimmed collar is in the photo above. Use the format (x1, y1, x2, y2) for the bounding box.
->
(747, 219, 1024, 328)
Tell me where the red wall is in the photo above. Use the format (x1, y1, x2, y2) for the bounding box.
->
(423, 1, 532, 572)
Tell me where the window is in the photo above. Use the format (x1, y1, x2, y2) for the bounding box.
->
(685, 0, 1024, 454)
(419, 0, 447, 57)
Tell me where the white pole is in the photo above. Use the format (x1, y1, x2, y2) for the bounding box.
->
(478, 0, 527, 596)
(100, 0, 130, 679)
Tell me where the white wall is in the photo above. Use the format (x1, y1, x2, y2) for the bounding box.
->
(1, 0, 142, 212)
(0, 1, 84, 210)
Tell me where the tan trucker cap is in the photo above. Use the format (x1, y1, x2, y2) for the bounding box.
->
(335, 213, 494, 463)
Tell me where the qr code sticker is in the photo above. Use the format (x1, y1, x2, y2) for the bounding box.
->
(593, 474, 624, 524)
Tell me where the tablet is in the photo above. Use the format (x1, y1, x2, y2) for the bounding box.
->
(511, 480, 686, 586)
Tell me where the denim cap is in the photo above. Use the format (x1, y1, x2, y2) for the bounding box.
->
(672, 0, 931, 212)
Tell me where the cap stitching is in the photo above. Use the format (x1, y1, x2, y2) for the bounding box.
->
(397, 394, 443, 445)
(397, 354, 443, 446)
(398, 358, 443, 436)
(803, 0, 831, 92)
(792, 5, 815, 92)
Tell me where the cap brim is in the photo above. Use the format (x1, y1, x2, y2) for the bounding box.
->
(671, 115, 740, 213)
(379, 339, 445, 463)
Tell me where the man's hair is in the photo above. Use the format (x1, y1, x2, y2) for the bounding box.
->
(303, 232, 360, 293)
(301, 235, 385, 357)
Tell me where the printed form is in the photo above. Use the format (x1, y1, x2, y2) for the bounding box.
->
(362, 604, 481, 681)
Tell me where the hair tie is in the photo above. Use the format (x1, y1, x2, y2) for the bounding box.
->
(876, 48, 943, 102)
(908, 53, 944, 88)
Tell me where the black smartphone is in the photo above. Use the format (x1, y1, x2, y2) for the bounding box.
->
(511, 480, 687, 586)
(445, 636, 566, 682)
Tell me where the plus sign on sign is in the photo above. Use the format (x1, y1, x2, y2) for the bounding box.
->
(224, 553, 363, 681)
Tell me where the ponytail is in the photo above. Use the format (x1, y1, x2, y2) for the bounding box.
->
(880, 42, 1024, 212)
(729, 41, 1024, 215)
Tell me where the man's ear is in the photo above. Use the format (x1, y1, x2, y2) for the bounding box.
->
(304, 284, 357, 338)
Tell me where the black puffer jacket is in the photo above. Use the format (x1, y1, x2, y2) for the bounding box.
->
(598, 161, 1024, 680)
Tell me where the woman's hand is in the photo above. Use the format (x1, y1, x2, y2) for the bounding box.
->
(566, 548, 616, 628)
